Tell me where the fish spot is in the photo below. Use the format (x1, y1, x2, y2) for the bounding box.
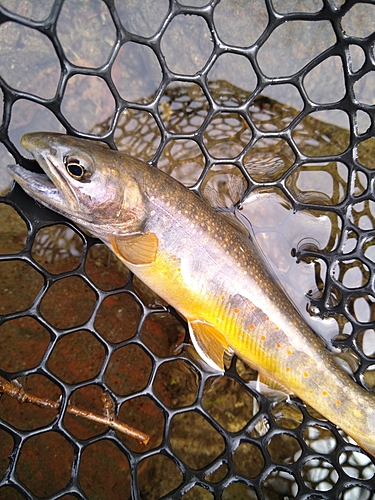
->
(251, 305, 255, 311)
(275, 326, 279, 331)
(221, 295, 225, 300)
(287, 349, 292, 355)
(265, 316, 269, 320)
(249, 324, 255, 330)
(286, 366, 291, 372)
(303, 372, 309, 378)
(234, 308, 239, 313)
(276, 343, 281, 348)
(336, 400, 342, 406)
(309, 389, 313, 395)
(260, 335, 266, 341)
(322, 391, 328, 397)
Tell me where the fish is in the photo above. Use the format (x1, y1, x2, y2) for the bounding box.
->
(7, 132, 375, 457)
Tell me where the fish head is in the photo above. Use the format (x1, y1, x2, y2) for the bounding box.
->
(8, 133, 148, 239)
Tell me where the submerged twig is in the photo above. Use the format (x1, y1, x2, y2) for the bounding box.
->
(0, 375, 149, 445)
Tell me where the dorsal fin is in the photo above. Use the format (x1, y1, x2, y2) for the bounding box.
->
(203, 184, 223, 208)
(203, 174, 246, 209)
(228, 173, 246, 205)
(203, 178, 249, 237)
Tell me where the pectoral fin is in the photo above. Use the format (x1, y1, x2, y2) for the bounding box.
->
(109, 232, 158, 265)
(188, 320, 230, 372)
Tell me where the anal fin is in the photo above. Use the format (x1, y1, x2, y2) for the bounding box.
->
(109, 232, 158, 265)
(188, 320, 230, 372)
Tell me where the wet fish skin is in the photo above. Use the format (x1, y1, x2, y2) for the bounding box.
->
(8, 132, 375, 457)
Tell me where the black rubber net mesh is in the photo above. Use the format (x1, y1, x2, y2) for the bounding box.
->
(1, 0, 375, 499)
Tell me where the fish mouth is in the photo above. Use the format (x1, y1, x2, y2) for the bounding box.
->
(7, 133, 76, 211)
(7, 164, 62, 200)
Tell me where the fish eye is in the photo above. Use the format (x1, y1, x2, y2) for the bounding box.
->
(64, 157, 91, 181)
